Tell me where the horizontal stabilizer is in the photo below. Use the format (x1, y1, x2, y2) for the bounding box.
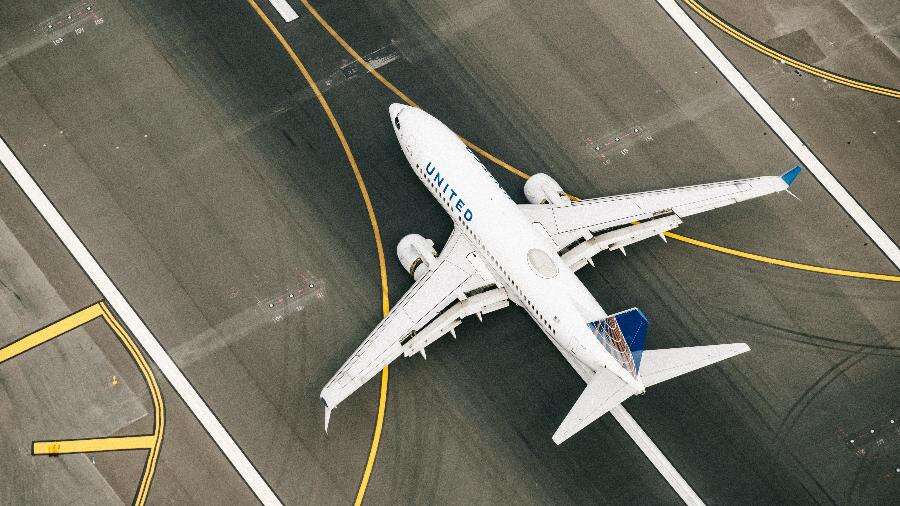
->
(553, 367, 636, 445)
(639, 343, 750, 388)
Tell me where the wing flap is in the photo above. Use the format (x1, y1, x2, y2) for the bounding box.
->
(321, 227, 499, 413)
(402, 287, 508, 357)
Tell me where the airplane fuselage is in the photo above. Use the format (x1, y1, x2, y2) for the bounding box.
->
(391, 104, 642, 390)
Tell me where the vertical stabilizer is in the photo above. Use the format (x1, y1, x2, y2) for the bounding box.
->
(588, 307, 649, 378)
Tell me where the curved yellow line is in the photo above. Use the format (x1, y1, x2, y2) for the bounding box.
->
(245, 2, 393, 504)
(100, 302, 165, 506)
(296, 0, 899, 283)
(664, 232, 900, 281)
(683, 0, 900, 99)
(0, 302, 166, 504)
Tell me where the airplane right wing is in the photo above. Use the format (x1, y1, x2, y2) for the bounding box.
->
(522, 167, 802, 271)
(321, 227, 507, 427)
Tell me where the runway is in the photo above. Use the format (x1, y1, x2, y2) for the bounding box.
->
(0, 0, 897, 504)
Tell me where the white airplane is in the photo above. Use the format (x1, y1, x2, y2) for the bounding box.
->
(322, 103, 802, 444)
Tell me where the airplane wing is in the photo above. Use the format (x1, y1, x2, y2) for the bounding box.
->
(320, 227, 506, 426)
(522, 167, 801, 271)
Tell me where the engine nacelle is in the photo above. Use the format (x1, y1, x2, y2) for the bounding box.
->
(397, 234, 437, 281)
(524, 173, 570, 206)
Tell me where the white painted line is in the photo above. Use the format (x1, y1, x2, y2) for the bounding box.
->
(267, 0, 299, 22)
(611, 406, 704, 505)
(0, 137, 282, 506)
(656, 0, 900, 270)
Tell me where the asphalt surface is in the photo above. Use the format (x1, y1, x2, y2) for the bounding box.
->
(0, 0, 897, 504)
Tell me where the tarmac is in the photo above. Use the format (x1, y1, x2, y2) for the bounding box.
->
(0, 0, 897, 504)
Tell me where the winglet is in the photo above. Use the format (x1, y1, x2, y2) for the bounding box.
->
(323, 400, 332, 433)
(781, 165, 802, 186)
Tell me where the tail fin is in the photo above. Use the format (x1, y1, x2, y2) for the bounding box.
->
(781, 165, 802, 186)
(555, 308, 749, 445)
(588, 308, 649, 379)
(638, 343, 750, 387)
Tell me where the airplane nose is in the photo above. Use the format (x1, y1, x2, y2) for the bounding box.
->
(389, 103, 408, 118)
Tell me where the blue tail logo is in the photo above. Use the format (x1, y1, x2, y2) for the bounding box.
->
(588, 308, 649, 377)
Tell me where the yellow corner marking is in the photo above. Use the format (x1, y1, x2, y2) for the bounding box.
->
(245, 2, 392, 505)
(297, 0, 899, 283)
(0, 303, 103, 363)
(33, 435, 155, 455)
(683, 0, 900, 99)
(99, 302, 164, 505)
(0, 301, 165, 505)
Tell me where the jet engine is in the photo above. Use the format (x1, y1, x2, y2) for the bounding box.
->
(397, 234, 437, 281)
(524, 173, 570, 206)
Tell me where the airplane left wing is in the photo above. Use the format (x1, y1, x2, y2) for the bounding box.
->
(522, 167, 801, 271)
(321, 227, 505, 428)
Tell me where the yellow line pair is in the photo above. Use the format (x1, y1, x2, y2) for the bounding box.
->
(683, 0, 900, 98)
(0, 302, 164, 505)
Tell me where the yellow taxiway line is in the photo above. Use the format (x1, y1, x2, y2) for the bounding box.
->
(245, 2, 392, 505)
(0, 301, 164, 505)
(296, 0, 899, 283)
(99, 301, 165, 505)
(0, 303, 104, 363)
(33, 435, 156, 455)
(665, 232, 900, 281)
(683, 0, 900, 99)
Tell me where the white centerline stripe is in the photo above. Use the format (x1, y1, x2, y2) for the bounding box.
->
(611, 406, 704, 505)
(657, 0, 900, 270)
(0, 137, 282, 506)
(267, 0, 299, 22)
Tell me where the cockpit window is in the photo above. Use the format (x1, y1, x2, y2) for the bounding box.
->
(394, 115, 400, 129)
